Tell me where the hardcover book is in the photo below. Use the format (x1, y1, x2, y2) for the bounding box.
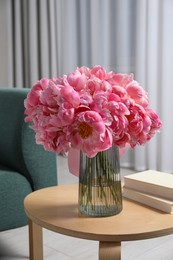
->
(123, 186, 173, 214)
(124, 170, 173, 200)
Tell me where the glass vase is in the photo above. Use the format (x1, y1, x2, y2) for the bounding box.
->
(78, 146, 122, 217)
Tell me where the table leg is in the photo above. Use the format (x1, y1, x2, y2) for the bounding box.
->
(28, 219, 43, 260)
(99, 241, 121, 260)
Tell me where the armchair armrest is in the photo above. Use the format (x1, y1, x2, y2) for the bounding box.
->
(22, 121, 57, 190)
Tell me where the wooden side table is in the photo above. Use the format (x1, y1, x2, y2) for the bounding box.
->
(24, 184, 173, 260)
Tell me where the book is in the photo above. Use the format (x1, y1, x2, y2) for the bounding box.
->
(123, 170, 173, 200)
(123, 186, 173, 214)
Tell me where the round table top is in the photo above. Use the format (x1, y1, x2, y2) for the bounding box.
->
(24, 184, 173, 242)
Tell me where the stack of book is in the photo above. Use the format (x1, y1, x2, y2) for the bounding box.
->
(123, 170, 173, 214)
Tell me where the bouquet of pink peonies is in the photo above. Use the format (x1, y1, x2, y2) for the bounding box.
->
(24, 65, 162, 158)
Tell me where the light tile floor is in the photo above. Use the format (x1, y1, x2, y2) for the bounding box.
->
(0, 155, 173, 260)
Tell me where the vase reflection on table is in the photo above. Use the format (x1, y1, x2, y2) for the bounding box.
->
(79, 146, 122, 217)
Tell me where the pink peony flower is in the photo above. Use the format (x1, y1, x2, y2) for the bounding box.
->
(127, 104, 152, 147)
(145, 108, 162, 140)
(68, 111, 112, 157)
(67, 69, 87, 91)
(24, 78, 50, 122)
(106, 72, 133, 88)
(89, 65, 106, 80)
(126, 80, 149, 107)
(59, 84, 80, 108)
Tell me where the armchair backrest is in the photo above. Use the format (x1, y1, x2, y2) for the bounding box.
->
(0, 88, 57, 190)
(0, 88, 29, 173)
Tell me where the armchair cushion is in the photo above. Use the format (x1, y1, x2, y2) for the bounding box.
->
(0, 169, 32, 230)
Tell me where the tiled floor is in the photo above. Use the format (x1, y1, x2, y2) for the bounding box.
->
(0, 156, 173, 260)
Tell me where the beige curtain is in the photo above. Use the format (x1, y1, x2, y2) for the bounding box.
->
(0, 0, 136, 88)
(0, 0, 172, 173)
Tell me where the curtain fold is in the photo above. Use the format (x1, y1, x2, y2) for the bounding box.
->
(0, 0, 172, 173)
(131, 0, 173, 173)
(159, 0, 173, 172)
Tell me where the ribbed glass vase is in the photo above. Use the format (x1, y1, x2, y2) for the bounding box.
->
(78, 146, 122, 217)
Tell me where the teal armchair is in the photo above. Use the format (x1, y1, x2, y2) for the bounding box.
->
(0, 88, 57, 231)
